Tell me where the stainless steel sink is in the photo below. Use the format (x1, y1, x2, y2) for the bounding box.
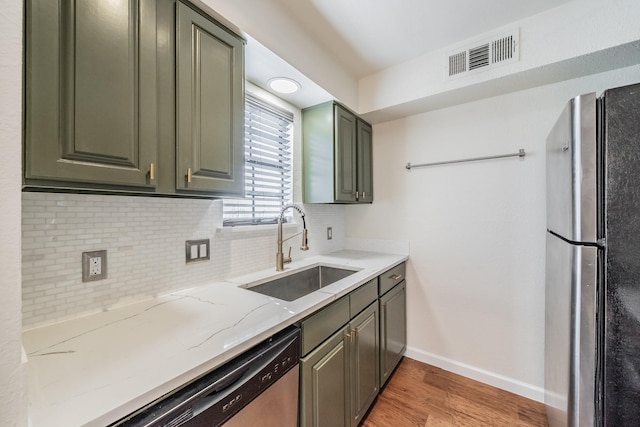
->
(244, 265, 357, 301)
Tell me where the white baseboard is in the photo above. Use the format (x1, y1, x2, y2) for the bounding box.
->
(404, 346, 545, 403)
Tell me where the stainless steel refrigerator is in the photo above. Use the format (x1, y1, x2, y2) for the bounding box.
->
(545, 82, 640, 427)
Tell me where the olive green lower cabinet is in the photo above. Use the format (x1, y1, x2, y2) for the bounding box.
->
(299, 279, 380, 427)
(350, 302, 380, 426)
(378, 263, 408, 387)
(300, 324, 350, 427)
(379, 281, 407, 386)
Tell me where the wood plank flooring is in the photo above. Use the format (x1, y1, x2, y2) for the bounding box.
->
(361, 358, 548, 427)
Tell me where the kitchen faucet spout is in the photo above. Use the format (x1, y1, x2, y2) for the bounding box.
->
(276, 204, 309, 271)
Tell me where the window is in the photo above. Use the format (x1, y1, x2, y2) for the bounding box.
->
(223, 93, 294, 226)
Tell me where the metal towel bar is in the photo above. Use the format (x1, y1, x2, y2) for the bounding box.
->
(405, 149, 525, 170)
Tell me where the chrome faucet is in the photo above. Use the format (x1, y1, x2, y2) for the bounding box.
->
(276, 204, 309, 271)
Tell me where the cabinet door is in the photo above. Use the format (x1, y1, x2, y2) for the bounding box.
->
(334, 105, 357, 203)
(300, 326, 350, 427)
(25, 0, 158, 188)
(380, 281, 407, 387)
(350, 302, 379, 427)
(176, 2, 244, 195)
(356, 120, 373, 203)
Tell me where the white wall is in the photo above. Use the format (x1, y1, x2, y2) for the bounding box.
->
(0, 0, 27, 425)
(345, 65, 640, 401)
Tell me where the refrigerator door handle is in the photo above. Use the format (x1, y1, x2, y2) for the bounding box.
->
(545, 233, 597, 427)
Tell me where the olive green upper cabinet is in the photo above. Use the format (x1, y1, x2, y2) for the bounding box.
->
(175, 2, 244, 196)
(303, 102, 373, 203)
(25, 0, 158, 189)
(356, 120, 374, 203)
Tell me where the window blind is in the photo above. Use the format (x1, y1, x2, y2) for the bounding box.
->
(223, 93, 294, 226)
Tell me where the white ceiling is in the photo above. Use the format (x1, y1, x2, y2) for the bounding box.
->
(277, 0, 574, 78)
(245, 0, 576, 108)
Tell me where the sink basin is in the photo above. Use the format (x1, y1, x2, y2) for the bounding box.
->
(244, 265, 357, 301)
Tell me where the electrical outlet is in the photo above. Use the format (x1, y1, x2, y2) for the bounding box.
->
(327, 227, 333, 240)
(82, 250, 107, 282)
(89, 256, 102, 276)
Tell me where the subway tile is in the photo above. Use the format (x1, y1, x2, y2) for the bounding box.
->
(21, 192, 345, 328)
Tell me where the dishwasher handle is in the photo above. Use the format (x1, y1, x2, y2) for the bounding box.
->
(202, 365, 251, 397)
(189, 330, 299, 420)
(189, 353, 264, 417)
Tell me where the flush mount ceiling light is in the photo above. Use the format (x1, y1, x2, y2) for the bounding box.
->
(268, 77, 300, 94)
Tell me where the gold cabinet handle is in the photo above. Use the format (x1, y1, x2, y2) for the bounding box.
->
(362, 191, 366, 199)
(389, 274, 404, 281)
(149, 163, 155, 181)
(355, 191, 359, 200)
(186, 167, 192, 183)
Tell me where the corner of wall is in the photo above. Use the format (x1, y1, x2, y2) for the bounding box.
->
(1, 0, 27, 425)
(405, 346, 546, 402)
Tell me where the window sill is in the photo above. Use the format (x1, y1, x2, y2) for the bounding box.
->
(216, 222, 299, 235)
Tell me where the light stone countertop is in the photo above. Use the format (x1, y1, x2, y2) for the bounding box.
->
(22, 250, 407, 427)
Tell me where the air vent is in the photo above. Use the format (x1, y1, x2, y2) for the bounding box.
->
(449, 51, 467, 76)
(469, 44, 490, 70)
(492, 35, 515, 63)
(447, 29, 519, 78)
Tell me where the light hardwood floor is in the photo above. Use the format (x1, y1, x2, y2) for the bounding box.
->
(362, 358, 549, 427)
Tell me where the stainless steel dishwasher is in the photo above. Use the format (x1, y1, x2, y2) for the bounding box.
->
(110, 326, 300, 427)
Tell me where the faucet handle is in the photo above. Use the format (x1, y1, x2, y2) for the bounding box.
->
(283, 247, 292, 265)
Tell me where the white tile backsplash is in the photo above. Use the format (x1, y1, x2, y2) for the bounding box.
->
(22, 193, 345, 328)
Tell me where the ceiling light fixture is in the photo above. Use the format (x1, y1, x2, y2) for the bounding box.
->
(268, 77, 300, 94)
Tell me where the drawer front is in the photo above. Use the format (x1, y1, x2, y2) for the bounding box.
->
(349, 278, 378, 318)
(300, 296, 350, 356)
(379, 262, 406, 295)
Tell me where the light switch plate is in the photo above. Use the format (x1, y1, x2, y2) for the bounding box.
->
(186, 239, 210, 263)
(82, 250, 107, 282)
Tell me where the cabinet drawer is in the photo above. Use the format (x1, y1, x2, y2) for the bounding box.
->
(300, 296, 350, 356)
(349, 278, 378, 317)
(379, 263, 406, 295)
